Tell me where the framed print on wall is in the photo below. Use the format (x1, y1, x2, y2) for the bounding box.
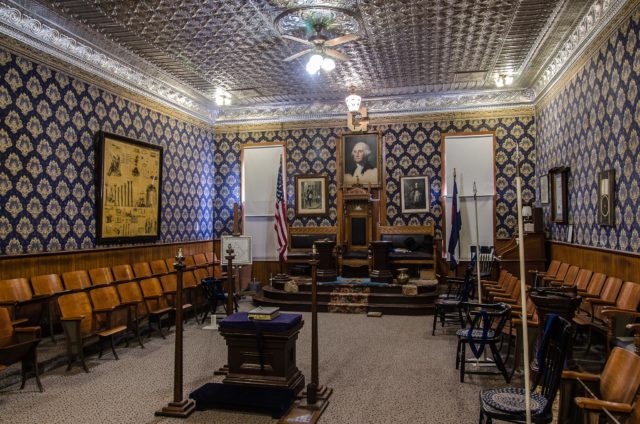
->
(96, 131, 163, 244)
(539, 174, 550, 204)
(295, 175, 328, 216)
(598, 169, 615, 226)
(550, 167, 569, 224)
(340, 132, 381, 188)
(220, 235, 253, 265)
(400, 176, 429, 213)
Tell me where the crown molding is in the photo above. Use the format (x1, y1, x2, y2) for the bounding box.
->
(0, 1, 215, 123)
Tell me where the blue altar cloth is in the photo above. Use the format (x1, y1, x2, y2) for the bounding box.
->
(219, 312, 302, 332)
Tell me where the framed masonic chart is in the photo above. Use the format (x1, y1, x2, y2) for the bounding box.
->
(96, 131, 163, 244)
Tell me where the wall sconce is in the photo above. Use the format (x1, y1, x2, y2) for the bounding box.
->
(345, 93, 369, 132)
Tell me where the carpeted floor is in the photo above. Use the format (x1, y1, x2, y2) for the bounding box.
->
(0, 299, 524, 424)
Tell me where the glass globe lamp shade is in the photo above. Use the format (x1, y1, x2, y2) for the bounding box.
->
(321, 57, 335, 72)
(345, 94, 362, 112)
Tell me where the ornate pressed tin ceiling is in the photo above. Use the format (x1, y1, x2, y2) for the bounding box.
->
(0, 0, 629, 124)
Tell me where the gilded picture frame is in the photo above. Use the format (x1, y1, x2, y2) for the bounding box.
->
(295, 174, 328, 216)
(96, 131, 163, 244)
(340, 132, 382, 188)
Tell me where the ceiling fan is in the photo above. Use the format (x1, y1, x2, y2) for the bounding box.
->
(282, 21, 360, 73)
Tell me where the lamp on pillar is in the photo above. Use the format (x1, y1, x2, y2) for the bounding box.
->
(346, 93, 369, 132)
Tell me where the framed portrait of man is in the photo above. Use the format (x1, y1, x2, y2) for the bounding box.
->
(340, 133, 381, 188)
(295, 174, 328, 216)
(400, 176, 429, 213)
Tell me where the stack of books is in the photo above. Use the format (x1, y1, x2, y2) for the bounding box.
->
(248, 306, 280, 321)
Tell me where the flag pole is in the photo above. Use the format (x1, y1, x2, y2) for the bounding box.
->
(473, 181, 482, 304)
(515, 144, 532, 424)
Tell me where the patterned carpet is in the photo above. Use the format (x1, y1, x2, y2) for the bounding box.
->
(0, 298, 527, 424)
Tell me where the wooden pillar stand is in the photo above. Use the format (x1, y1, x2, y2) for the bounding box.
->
(215, 244, 237, 377)
(155, 248, 195, 418)
(280, 250, 332, 424)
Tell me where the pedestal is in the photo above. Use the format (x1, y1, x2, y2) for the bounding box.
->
(529, 287, 581, 370)
(370, 241, 393, 284)
(219, 312, 305, 393)
(315, 240, 337, 283)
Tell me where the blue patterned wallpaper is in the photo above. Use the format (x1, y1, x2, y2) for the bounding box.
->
(0, 48, 214, 255)
(214, 116, 536, 240)
(537, 10, 640, 252)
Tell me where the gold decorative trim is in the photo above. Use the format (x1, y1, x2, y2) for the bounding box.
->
(378, 224, 435, 236)
(288, 226, 337, 234)
(214, 106, 535, 134)
(0, 35, 214, 131)
(535, 0, 640, 109)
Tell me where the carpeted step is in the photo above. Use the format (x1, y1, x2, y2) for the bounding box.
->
(261, 285, 437, 305)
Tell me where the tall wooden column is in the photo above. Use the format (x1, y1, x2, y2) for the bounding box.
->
(155, 248, 195, 418)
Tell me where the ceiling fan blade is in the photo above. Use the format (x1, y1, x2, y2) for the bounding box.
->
(324, 48, 349, 62)
(283, 49, 313, 62)
(324, 34, 360, 47)
(282, 34, 314, 46)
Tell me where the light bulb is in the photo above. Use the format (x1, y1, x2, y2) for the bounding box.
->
(306, 60, 321, 75)
(321, 57, 335, 72)
(345, 94, 362, 112)
(308, 54, 323, 67)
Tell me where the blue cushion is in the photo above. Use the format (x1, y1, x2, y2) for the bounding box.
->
(220, 312, 302, 332)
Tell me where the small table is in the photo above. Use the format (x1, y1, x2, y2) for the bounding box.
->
(315, 240, 337, 282)
(219, 312, 305, 393)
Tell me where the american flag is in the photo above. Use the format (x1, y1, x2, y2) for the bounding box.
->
(274, 157, 288, 261)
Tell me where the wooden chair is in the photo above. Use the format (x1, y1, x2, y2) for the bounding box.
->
(562, 347, 640, 423)
(479, 316, 573, 423)
(62, 270, 92, 291)
(166, 258, 199, 306)
(115, 281, 153, 341)
(207, 252, 227, 279)
(57, 292, 127, 372)
(132, 262, 153, 279)
(529, 260, 561, 286)
(577, 272, 606, 297)
(88, 267, 115, 286)
(541, 262, 569, 286)
(138, 278, 175, 338)
(0, 307, 43, 392)
(432, 260, 476, 336)
(153, 259, 198, 319)
(193, 253, 211, 277)
(575, 277, 622, 319)
(30, 274, 67, 344)
(89, 285, 143, 349)
(602, 307, 640, 355)
(112, 264, 135, 282)
(0, 278, 49, 333)
(548, 265, 579, 287)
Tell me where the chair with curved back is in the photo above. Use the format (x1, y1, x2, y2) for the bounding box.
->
(138, 278, 176, 338)
(0, 307, 43, 392)
(62, 270, 92, 291)
(479, 315, 574, 423)
(30, 274, 67, 343)
(88, 267, 115, 286)
(455, 302, 512, 383)
(562, 347, 640, 423)
(432, 257, 477, 336)
(112, 264, 135, 282)
(89, 285, 143, 349)
(0, 278, 49, 336)
(57, 291, 127, 372)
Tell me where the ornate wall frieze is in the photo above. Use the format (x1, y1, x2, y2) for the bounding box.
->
(0, 2, 213, 123)
(215, 90, 536, 126)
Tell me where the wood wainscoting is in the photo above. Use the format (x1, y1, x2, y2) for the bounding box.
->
(550, 241, 640, 283)
(0, 240, 214, 281)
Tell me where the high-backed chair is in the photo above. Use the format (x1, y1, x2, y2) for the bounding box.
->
(62, 270, 92, 291)
(30, 274, 66, 343)
(0, 278, 48, 330)
(138, 278, 175, 338)
(88, 267, 115, 286)
(89, 285, 143, 348)
(0, 307, 43, 392)
(479, 316, 573, 423)
(112, 264, 135, 282)
(562, 348, 640, 423)
(57, 292, 127, 372)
